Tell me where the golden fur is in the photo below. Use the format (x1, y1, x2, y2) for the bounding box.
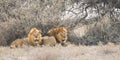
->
(47, 27, 67, 44)
(41, 36, 56, 46)
(10, 38, 28, 48)
(28, 28, 42, 46)
(61, 41, 71, 46)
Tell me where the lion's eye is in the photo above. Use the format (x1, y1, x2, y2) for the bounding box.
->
(61, 35, 65, 38)
(34, 33, 39, 37)
(61, 33, 67, 38)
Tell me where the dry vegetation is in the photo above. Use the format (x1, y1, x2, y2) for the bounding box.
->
(0, 0, 120, 46)
(0, 43, 120, 60)
(0, 0, 120, 60)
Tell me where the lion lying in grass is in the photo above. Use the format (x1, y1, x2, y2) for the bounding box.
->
(47, 27, 68, 45)
(10, 38, 28, 48)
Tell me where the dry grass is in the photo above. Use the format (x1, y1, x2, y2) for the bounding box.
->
(0, 0, 120, 46)
(0, 43, 120, 60)
(0, 0, 120, 59)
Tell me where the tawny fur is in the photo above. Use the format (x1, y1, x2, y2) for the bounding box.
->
(41, 36, 56, 46)
(61, 41, 71, 46)
(10, 38, 28, 48)
(47, 27, 68, 44)
(28, 28, 42, 46)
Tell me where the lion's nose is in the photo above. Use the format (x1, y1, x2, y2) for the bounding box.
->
(35, 39, 39, 42)
(62, 40, 66, 43)
(62, 39, 65, 41)
(35, 40, 38, 42)
(62, 40, 65, 42)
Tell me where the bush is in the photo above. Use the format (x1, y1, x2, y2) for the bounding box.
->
(0, 0, 120, 46)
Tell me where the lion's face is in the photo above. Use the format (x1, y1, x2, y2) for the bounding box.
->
(47, 27, 68, 44)
(32, 31, 41, 44)
(28, 28, 42, 46)
(56, 31, 67, 43)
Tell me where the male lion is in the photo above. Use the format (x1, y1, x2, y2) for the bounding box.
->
(47, 27, 67, 44)
(41, 36, 56, 46)
(28, 28, 42, 46)
(10, 38, 28, 48)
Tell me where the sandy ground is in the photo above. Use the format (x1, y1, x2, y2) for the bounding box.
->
(0, 44, 120, 60)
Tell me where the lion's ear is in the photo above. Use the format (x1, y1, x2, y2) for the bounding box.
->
(61, 27, 67, 32)
(29, 28, 36, 34)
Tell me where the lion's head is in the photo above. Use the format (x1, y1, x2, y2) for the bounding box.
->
(56, 31, 67, 43)
(28, 28, 42, 46)
(47, 27, 67, 44)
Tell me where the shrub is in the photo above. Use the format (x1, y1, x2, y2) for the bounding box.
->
(0, 0, 120, 46)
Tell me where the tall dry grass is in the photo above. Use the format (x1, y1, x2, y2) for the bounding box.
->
(0, 0, 120, 46)
(0, 43, 120, 60)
